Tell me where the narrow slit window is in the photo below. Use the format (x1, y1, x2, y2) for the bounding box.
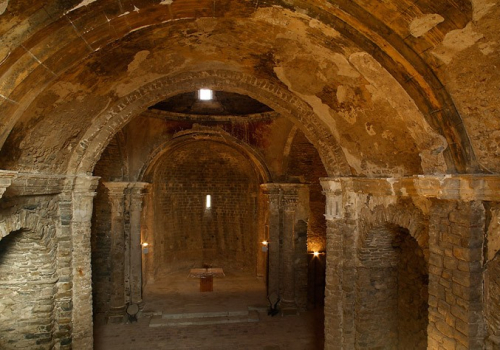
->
(198, 89, 213, 101)
(206, 194, 211, 209)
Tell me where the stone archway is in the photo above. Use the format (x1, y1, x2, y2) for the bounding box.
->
(0, 226, 58, 349)
(67, 70, 350, 178)
(355, 224, 428, 349)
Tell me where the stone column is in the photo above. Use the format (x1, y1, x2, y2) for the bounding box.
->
(281, 189, 299, 311)
(321, 178, 345, 350)
(103, 182, 129, 322)
(256, 191, 268, 279)
(260, 184, 281, 296)
(128, 182, 150, 306)
(70, 175, 99, 349)
(0, 170, 17, 199)
(142, 187, 155, 285)
(341, 184, 360, 348)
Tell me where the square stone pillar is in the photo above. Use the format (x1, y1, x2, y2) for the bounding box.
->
(260, 184, 281, 297)
(69, 175, 99, 350)
(260, 183, 309, 313)
(141, 187, 155, 286)
(128, 182, 150, 306)
(427, 200, 486, 349)
(256, 191, 269, 279)
(321, 178, 360, 350)
(103, 182, 129, 323)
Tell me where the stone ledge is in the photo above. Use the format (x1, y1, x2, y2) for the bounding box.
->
(321, 175, 500, 201)
(2, 172, 100, 197)
(0, 170, 18, 198)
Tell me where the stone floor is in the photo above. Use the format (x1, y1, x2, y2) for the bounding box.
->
(94, 269, 324, 349)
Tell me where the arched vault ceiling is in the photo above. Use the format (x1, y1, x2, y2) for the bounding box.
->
(0, 0, 498, 175)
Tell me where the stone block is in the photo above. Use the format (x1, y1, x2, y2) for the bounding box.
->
(452, 283, 470, 301)
(429, 254, 443, 267)
(436, 320, 456, 339)
(441, 336, 457, 349)
(451, 304, 468, 323)
(452, 247, 469, 261)
(442, 232, 462, 245)
(444, 257, 458, 270)
(457, 261, 470, 272)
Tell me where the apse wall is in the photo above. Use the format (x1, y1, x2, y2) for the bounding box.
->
(151, 140, 260, 276)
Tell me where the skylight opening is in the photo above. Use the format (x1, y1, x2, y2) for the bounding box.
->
(198, 89, 213, 101)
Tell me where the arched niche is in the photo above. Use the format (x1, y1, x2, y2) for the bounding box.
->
(355, 224, 428, 349)
(0, 227, 58, 349)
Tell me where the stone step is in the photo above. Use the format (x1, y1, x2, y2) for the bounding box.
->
(149, 310, 260, 327)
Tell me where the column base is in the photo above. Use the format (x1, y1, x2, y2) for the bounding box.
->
(280, 300, 298, 316)
(107, 306, 126, 324)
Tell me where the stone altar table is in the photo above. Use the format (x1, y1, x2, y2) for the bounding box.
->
(189, 268, 225, 292)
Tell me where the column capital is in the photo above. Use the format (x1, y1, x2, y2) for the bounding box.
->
(260, 183, 308, 195)
(282, 194, 299, 212)
(0, 170, 17, 198)
(128, 182, 151, 197)
(260, 183, 281, 195)
(71, 175, 100, 194)
(103, 181, 129, 197)
(260, 183, 281, 209)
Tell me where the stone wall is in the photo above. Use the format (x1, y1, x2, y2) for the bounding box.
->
(355, 224, 428, 349)
(152, 141, 260, 275)
(485, 252, 500, 348)
(485, 203, 500, 348)
(356, 225, 400, 349)
(321, 176, 500, 350)
(0, 190, 89, 350)
(397, 228, 429, 349)
(0, 227, 57, 349)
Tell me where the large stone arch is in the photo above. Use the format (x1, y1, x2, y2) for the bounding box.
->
(355, 201, 429, 349)
(358, 200, 429, 260)
(67, 70, 350, 178)
(0, 209, 45, 242)
(139, 127, 272, 184)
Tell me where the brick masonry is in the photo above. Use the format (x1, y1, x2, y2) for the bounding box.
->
(150, 141, 260, 275)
